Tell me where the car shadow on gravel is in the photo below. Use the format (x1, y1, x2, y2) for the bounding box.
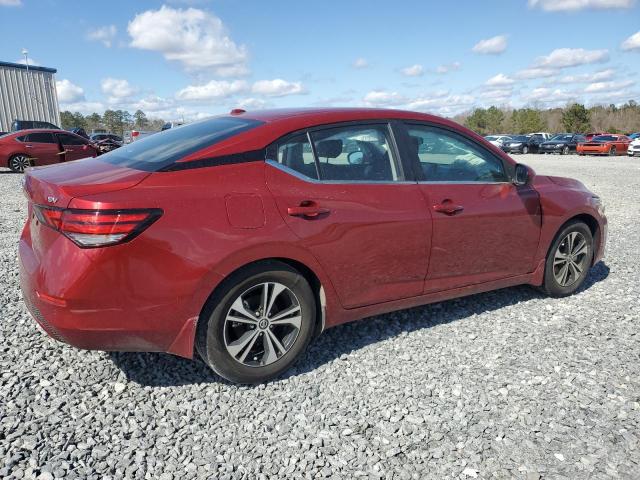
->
(108, 261, 609, 387)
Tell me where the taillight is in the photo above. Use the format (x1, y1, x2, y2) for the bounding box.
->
(33, 205, 162, 248)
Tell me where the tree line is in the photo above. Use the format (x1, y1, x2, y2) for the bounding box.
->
(59, 110, 167, 136)
(454, 100, 640, 135)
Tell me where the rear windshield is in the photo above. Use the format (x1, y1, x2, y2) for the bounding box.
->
(99, 116, 263, 171)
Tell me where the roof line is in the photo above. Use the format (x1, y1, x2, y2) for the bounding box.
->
(0, 60, 57, 74)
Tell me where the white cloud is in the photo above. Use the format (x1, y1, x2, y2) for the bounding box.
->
(0, 0, 21, 6)
(528, 0, 634, 11)
(251, 79, 305, 97)
(87, 25, 117, 48)
(15, 58, 40, 67)
(472, 35, 508, 55)
(58, 101, 106, 115)
(535, 48, 609, 68)
(486, 73, 515, 86)
(521, 87, 576, 103)
(435, 62, 461, 74)
(557, 69, 615, 83)
(406, 93, 475, 116)
(101, 78, 138, 100)
(128, 6, 248, 76)
(515, 67, 557, 79)
(584, 79, 635, 92)
(401, 64, 424, 77)
(621, 31, 640, 51)
(363, 90, 405, 106)
(236, 98, 271, 110)
(352, 58, 369, 69)
(56, 79, 85, 103)
(176, 80, 248, 101)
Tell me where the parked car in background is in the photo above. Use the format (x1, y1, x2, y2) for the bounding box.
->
(90, 133, 123, 155)
(11, 119, 60, 132)
(68, 127, 89, 139)
(539, 133, 586, 155)
(18, 107, 607, 384)
(502, 134, 543, 154)
(484, 135, 512, 147)
(129, 130, 157, 142)
(0, 129, 97, 172)
(585, 132, 606, 142)
(530, 132, 552, 141)
(628, 133, 640, 140)
(161, 122, 185, 131)
(627, 137, 640, 157)
(577, 134, 631, 156)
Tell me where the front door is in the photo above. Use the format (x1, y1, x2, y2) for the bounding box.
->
(403, 123, 542, 293)
(56, 133, 92, 161)
(266, 123, 431, 309)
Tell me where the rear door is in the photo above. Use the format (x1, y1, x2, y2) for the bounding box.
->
(401, 123, 542, 293)
(266, 122, 431, 309)
(21, 132, 61, 165)
(56, 133, 94, 161)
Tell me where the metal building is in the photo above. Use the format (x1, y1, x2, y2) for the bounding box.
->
(0, 60, 60, 132)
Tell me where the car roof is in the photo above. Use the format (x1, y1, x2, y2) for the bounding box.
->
(238, 107, 442, 125)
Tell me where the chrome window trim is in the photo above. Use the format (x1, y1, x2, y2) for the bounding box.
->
(265, 159, 416, 185)
(417, 180, 513, 185)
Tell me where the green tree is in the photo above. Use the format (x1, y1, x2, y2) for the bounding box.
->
(562, 104, 591, 133)
(511, 108, 546, 133)
(72, 112, 87, 129)
(464, 108, 488, 135)
(134, 110, 148, 129)
(485, 106, 504, 134)
(60, 111, 76, 129)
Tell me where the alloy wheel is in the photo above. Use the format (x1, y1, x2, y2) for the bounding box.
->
(223, 282, 302, 367)
(523, 146, 529, 154)
(553, 231, 589, 287)
(563, 146, 569, 155)
(10, 155, 31, 173)
(609, 146, 616, 156)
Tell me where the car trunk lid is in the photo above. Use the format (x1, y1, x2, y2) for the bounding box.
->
(23, 157, 151, 208)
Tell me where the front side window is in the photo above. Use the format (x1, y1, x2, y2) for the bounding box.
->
(57, 133, 87, 146)
(407, 125, 507, 182)
(276, 133, 319, 180)
(309, 125, 400, 182)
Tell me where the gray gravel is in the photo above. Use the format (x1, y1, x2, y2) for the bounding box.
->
(1, 154, 639, 479)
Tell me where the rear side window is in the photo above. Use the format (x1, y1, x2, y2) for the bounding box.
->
(100, 117, 263, 171)
(277, 134, 319, 179)
(26, 132, 56, 143)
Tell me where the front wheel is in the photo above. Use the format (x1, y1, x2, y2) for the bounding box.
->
(196, 261, 316, 384)
(609, 146, 617, 156)
(541, 221, 593, 297)
(8, 154, 32, 173)
(562, 146, 570, 155)
(522, 146, 529, 154)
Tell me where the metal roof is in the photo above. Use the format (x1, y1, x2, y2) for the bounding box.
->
(0, 60, 57, 74)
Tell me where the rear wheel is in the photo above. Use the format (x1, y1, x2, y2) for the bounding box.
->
(522, 146, 529, 154)
(609, 146, 617, 156)
(196, 261, 316, 384)
(541, 221, 593, 297)
(8, 154, 32, 173)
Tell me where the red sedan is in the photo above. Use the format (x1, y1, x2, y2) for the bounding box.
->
(0, 129, 97, 172)
(19, 108, 607, 383)
(577, 134, 631, 156)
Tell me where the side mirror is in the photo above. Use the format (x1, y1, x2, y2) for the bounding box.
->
(514, 163, 531, 186)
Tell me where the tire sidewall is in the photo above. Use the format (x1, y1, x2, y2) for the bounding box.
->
(543, 222, 593, 297)
(9, 155, 30, 173)
(199, 264, 316, 384)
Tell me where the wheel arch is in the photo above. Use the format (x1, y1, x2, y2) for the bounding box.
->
(548, 213, 601, 266)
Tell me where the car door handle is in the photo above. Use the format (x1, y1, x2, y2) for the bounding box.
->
(433, 200, 464, 216)
(287, 202, 330, 218)
(25, 144, 33, 148)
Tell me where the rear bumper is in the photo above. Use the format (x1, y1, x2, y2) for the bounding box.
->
(18, 227, 212, 359)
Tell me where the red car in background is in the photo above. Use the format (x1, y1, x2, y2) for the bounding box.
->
(577, 134, 631, 156)
(0, 129, 97, 172)
(584, 132, 606, 142)
(19, 108, 607, 384)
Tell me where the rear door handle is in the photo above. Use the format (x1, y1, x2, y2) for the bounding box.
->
(287, 201, 330, 218)
(433, 200, 464, 216)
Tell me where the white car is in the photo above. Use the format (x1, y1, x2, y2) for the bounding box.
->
(530, 132, 552, 141)
(628, 138, 640, 157)
(484, 135, 512, 147)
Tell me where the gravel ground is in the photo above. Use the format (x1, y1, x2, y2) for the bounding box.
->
(1, 154, 639, 480)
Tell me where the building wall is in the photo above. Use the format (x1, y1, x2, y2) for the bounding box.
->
(0, 62, 60, 132)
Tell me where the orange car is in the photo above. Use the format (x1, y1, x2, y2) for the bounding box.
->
(577, 134, 631, 156)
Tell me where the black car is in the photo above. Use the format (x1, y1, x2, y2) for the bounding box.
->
(11, 119, 60, 131)
(539, 133, 586, 155)
(68, 127, 89, 139)
(90, 133, 123, 155)
(501, 134, 543, 154)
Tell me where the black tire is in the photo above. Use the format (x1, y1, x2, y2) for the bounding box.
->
(522, 146, 529, 154)
(196, 261, 316, 384)
(541, 221, 593, 297)
(8, 154, 32, 173)
(609, 146, 616, 156)
(562, 146, 570, 155)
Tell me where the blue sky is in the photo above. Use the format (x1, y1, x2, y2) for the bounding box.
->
(1, 0, 639, 121)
